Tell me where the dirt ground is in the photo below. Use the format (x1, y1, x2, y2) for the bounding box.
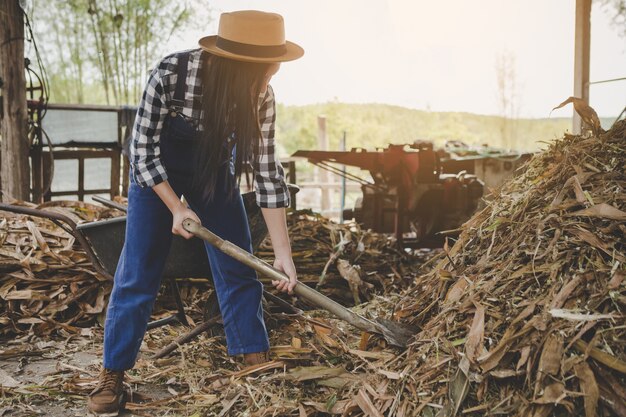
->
(0, 328, 175, 417)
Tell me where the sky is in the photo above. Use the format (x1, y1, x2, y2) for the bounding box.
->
(165, 0, 626, 118)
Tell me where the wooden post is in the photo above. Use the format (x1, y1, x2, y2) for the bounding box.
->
(0, 0, 30, 202)
(317, 115, 330, 215)
(573, 0, 591, 135)
(31, 146, 43, 202)
(111, 149, 121, 198)
(78, 157, 85, 201)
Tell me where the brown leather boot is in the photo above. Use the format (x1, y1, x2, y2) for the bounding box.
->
(87, 368, 126, 416)
(243, 350, 271, 366)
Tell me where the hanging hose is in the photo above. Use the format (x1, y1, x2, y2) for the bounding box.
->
(22, 2, 54, 200)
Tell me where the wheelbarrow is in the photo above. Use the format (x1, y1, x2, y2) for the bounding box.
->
(0, 185, 299, 330)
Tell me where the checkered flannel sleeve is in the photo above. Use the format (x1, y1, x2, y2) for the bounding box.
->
(129, 65, 170, 188)
(253, 85, 291, 208)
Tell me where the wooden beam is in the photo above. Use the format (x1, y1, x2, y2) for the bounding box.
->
(573, 0, 591, 134)
(0, 0, 30, 201)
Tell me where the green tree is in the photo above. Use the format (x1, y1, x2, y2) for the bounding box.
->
(33, 0, 210, 105)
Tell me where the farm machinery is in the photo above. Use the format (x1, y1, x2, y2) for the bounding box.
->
(293, 141, 485, 247)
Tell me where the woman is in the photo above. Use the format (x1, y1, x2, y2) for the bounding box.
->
(88, 10, 303, 416)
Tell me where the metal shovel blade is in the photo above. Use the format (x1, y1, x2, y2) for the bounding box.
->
(183, 219, 417, 348)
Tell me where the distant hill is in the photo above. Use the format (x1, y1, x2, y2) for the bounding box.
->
(275, 102, 617, 156)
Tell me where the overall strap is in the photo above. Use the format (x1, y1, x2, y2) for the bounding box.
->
(169, 51, 190, 116)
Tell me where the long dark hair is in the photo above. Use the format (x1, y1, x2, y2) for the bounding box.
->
(192, 52, 272, 202)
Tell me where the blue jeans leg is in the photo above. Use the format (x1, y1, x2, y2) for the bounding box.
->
(188, 191, 270, 356)
(103, 181, 176, 371)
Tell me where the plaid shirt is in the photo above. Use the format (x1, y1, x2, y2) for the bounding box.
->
(130, 48, 290, 208)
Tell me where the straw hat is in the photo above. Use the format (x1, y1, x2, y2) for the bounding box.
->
(199, 10, 304, 63)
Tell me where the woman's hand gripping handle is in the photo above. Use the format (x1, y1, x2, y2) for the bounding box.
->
(152, 181, 201, 239)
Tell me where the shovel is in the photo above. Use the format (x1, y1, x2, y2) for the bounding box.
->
(183, 219, 417, 348)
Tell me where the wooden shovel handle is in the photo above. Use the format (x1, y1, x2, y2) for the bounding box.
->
(182, 218, 380, 334)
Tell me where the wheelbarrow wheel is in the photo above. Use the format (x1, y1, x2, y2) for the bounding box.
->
(203, 291, 224, 337)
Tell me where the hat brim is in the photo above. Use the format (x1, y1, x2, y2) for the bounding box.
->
(199, 35, 304, 63)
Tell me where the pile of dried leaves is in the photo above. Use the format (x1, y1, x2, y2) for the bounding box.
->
(0, 202, 121, 336)
(1, 202, 424, 337)
(388, 119, 626, 416)
(259, 210, 427, 306)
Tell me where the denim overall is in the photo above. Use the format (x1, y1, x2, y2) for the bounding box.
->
(103, 52, 270, 371)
